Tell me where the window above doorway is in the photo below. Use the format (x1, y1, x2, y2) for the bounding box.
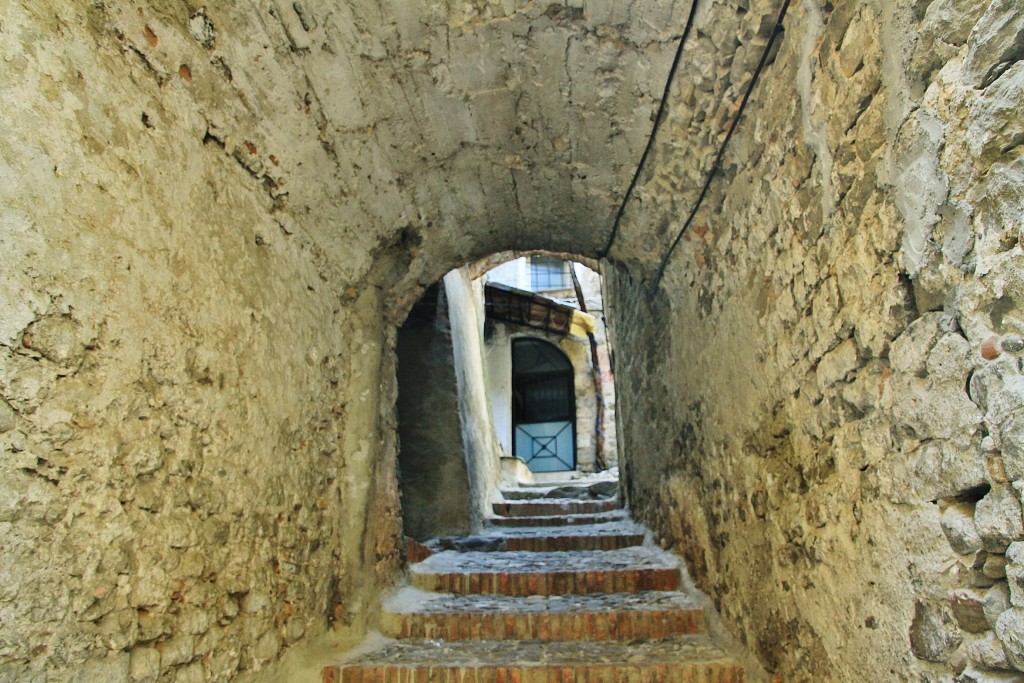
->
(530, 256, 570, 291)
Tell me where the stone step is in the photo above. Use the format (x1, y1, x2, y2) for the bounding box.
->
(500, 480, 619, 501)
(322, 637, 745, 683)
(486, 509, 629, 528)
(436, 531, 644, 553)
(492, 498, 620, 517)
(410, 547, 681, 596)
(381, 588, 705, 641)
(429, 521, 645, 553)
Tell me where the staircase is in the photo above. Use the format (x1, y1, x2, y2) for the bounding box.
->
(322, 479, 745, 682)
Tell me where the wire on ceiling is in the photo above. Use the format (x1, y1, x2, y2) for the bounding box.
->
(652, 0, 793, 290)
(597, 0, 701, 259)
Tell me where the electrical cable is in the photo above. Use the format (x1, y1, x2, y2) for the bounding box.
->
(652, 0, 793, 289)
(598, 0, 701, 259)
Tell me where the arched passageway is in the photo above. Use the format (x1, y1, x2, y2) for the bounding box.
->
(2, 1, 1022, 682)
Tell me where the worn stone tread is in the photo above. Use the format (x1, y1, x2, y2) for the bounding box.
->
(429, 521, 645, 552)
(381, 588, 705, 640)
(384, 588, 703, 615)
(413, 546, 680, 574)
(470, 520, 646, 538)
(492, 498, 621, 517)
(325, 636, 744, 682)
(410, 547, 681, 595)
(500, 480, 619, 501)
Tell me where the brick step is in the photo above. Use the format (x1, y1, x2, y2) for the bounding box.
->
(381, 588, 704, 641)
(410, 547, 681, 596)
(427, 521, 646, 553)
(493, 498, 620, 517)
(486, 509, 629, 528)
(500, 480, 619, 501)
(322, 636, 744, 683)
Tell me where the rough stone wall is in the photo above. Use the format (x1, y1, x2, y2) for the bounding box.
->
(1, 3, 408, 681)
(609, 1, 1024, 681)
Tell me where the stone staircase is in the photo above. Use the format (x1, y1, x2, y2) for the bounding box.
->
(322, 479, 745, 682)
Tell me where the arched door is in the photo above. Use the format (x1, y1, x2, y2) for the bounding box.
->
(512, 338, 575, 472)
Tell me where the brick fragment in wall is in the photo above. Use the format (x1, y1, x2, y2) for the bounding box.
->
(950, 589, 992, 634)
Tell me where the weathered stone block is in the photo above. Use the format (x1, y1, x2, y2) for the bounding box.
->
(1000, 410, 1024, 481)
(976, 487, 1024, 553)
(23, 314, 91, 366)
(994, 607, 1024, 670)
(985, 554, 1009, 581)
(985, 583, 1012, 630)
(129, 646, 160, 683)
(958, 666, 1024, 682)
(1006, 542, 1024, 607)
(962, 0, 1024, 88)
(173, 662, 206, 683)
(965, 633, 1013, 671)
(911, 599, 964, 662)
(71, 654, 130, 683)
(0, 401, 14, 433)
(815, 338, 859, 391)
(951, 589, 993, 633)
(915, 442, 988, 502)
(157, 635, 195, 668)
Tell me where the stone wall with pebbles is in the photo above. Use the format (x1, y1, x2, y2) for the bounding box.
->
(608, 0, 1024, 681)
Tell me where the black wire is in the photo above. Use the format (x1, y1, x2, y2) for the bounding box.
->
(598, 0, 701, 259)
(652, 0, 793, 289)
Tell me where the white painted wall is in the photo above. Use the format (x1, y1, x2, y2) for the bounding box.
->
(485, 257, 529, 290)
(443, 269, 506, 524)
(486, 338, 513, 455)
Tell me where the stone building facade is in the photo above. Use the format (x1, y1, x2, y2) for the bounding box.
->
(0, 1, 1022, 682)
